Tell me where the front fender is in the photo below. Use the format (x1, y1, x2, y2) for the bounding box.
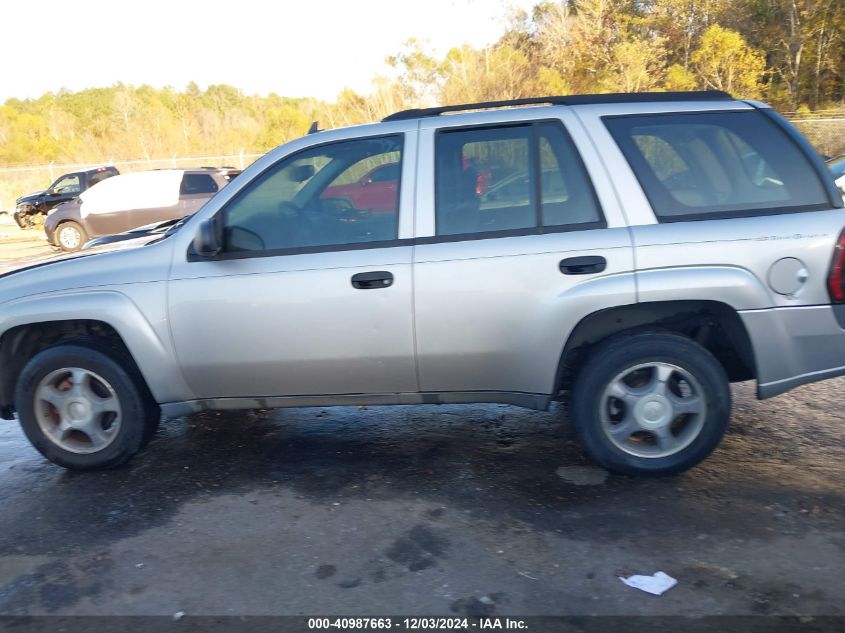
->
(0, 289, 193, 406)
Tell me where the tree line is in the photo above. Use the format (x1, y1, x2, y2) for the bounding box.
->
(0, 0, 842, 169)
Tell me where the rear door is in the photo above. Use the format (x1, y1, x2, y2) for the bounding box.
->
(131, 172, 216, 228)
(79, 175, 137, 236)
(412, 109, 636, 401)
(81, 171, 183, 236)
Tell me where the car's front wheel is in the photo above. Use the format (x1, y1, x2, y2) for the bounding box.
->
(13, 204, 38, 229)
(572, 332, 731, 476)
(15, 344, 156, 470)
(55, 221, 87, 251)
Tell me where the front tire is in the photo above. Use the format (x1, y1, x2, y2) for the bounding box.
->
(13, 205, 38, 229)
(571, 332, 731, 476)
(55, 221, 87, 252)
(15, 344, 154, 470)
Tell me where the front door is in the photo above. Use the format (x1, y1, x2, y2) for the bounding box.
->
(167, 132, 418, 400)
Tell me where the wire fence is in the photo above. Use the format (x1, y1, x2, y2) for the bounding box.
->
(788, 118, 845, 158)
(0, 152, 265, 214)
(2, 118, 844, 213)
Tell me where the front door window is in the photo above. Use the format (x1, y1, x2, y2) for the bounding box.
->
(222, 136, 402, 253)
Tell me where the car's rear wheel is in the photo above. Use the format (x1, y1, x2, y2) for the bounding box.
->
(56, 221, 87, 252)
(15, 344, 155, 470)
(571, 332, 731, 476)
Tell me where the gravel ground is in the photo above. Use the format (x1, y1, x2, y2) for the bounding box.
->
(0, 379, 842, 621)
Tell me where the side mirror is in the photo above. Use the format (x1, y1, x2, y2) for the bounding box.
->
(192, 217, 223, 257)
(47, 189, 60, 196)
(361, 177, 373, 187)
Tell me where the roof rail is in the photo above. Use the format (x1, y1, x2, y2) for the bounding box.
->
(382, 91, 733, 122)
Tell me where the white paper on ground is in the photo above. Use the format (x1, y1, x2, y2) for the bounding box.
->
(619, 571, 678, 595)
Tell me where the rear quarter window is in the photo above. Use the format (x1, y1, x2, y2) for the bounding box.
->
(88, 171, 115, 187)
(604, 110, 831, 221)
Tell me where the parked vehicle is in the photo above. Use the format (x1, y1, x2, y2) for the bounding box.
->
(44, 169, 229, 251)
(81, 217, 186, 250)
(826, 154, 845, 194)
(2, 91, 844, 475)
(201, 166, 243, 182)
(321, 162, 400, 212)
(13, 166, 119, 229)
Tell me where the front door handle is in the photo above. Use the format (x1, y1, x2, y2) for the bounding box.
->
(559, 256, 607, 275)
(351, 271, 394, 289)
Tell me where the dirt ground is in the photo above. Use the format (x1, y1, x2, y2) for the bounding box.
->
(0, 216, 56, 273)
(0, 383, 842, 624)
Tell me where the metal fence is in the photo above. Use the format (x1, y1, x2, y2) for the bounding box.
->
(0, 152, 265, 214)
(788, 118, 845, 159)
(2, 117, 845, 213)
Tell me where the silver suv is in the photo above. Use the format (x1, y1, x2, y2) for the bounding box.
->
(2, 91, 843, 475)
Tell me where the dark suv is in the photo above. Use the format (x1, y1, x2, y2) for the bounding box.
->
(14, 166, 119, 228)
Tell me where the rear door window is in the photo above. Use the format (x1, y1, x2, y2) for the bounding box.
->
(437, 125, 534, 236)
(181, 173, 220, 195)
(604, 111, 830, 220)
(369, 163, 400, 182)
(435, 122, 603, 237)
(88, 170, 114, 188)
(537, 122, 604, 227)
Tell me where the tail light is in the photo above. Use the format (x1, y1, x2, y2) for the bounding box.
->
(827, 229, 845, 303)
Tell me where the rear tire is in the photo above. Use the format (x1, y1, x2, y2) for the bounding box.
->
(15, 344, 155, 470)
(571, 332, 731, 476)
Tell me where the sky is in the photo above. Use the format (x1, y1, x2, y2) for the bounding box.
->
(2, 0, 539, 103)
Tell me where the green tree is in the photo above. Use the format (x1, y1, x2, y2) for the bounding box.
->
(602, 37, 668, 92)
(692, 24, 767, 98)
(440, 45, 536, 104)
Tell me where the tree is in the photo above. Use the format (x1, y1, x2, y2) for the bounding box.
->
(387, 39, 442, 107)
(602, 37, 668, 92)
(691, 25, 767, 98)
(440, 45, 536, 104)
(664, 64, 698, 91)
(645, 0, 731, 70)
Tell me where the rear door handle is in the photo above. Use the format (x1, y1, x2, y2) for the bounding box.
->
(559, 256, 607, 275)
(351, 271, 394, 289)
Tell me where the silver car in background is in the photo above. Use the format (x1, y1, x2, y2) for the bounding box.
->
(1, 90, 843, 475)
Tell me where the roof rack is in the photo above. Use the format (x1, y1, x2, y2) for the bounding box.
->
(382, 91, 733, 122)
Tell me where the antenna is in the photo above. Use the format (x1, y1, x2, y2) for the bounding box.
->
(307, 121, 320, 134)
